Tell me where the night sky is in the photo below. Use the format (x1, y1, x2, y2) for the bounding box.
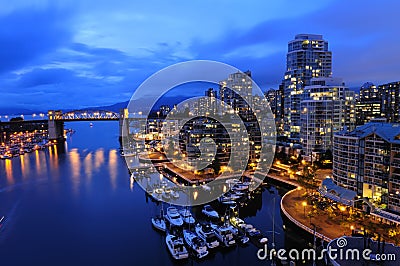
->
(0, 0, 399, 111)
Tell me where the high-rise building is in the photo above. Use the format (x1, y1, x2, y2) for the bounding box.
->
(264, 89, 283, 119)
(300, 77, 355, 161)
(333, 122, 400, 214)
(355, 82, 382, 125)
(380, 81, 400, 123)
(283, 34, 332, 138)
(219, 71, 263, 170)
(192, 88, 218, 116)
(265, 88, 284, 135)
(219, 71, 253, 119)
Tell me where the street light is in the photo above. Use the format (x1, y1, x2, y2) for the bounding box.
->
(302, 201, 307, 218)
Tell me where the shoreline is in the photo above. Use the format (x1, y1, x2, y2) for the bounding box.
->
(264, 172, 333, 242)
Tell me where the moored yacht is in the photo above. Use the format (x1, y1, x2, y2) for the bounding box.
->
(151, 217, 166, 232)
(202, 205, 219, 220)
(165, 233, 189, 260)
(183, 230, 209, 259)
(195, 223, 220, 249)
(211, 223, 236, 247)
(164, 207, 184, 227)
(179, 209, 195, 225)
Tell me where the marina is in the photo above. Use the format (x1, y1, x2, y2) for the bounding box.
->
(0, 121, 314, 265)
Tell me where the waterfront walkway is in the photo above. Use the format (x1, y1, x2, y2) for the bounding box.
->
(272, 171, 399, 245)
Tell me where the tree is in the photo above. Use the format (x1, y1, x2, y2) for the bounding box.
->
(10, 117, 23, 122)
(298, 163, 318, 193)
(210, 159, 221, 176)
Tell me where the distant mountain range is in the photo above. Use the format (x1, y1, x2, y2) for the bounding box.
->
(0, 96, 190, 116)
(72, 101, 130, 113)
(0, 107, 43, 116)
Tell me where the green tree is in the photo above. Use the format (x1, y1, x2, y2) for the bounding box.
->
(298, 163, 318, 193)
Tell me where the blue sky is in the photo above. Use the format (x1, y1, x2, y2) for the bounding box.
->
(0, 0, 399, 111)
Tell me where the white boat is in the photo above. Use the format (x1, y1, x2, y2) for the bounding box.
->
(162, 190, 171, 200)
(225, 178, 241, 185)
(170, 190, 179, 199)
(202, 205, 219, 219)
(233, 182, 249, 191)
(164, 207, 184, 227)
(229, 219, 249, 244)
(183, 230, 209, 259)
(225, 192, 241, 200)
(195, 223, 220, 249)
(230, 217, 245, 228)
(154, 188, 163, 194)
(179, 209, 195, 225)
(151, 217, 166, 232)
(165, 233, 189, 260)
(0, 154, 12, 160)
(231, 190, 245, 197)
(211, 224, 236, 247)
(242, 225, 268, 247)
(219, 199, 237, 205)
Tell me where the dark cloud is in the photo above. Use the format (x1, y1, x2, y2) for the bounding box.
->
(17, 68, 80, 88)
(187, 0, 400, 88)
(1, 0, 400, 111)
(0, 6, 74, 73)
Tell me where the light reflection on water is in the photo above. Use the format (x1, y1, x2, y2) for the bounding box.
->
(94, 148, 104, 171)
(34, 149, 41, 176)
(84, 152, 93, 182)
(109, 149, 118, 190)
(0, 121, 311, 266)
(5, 159, 13, 185)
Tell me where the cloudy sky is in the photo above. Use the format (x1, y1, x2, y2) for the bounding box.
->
(0, 0, 399, 111)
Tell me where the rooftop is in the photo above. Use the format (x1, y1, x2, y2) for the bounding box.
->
(335, 122, 400, 144)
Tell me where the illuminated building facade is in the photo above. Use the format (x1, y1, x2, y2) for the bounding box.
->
(283, 34, 332, 138)
(333, 122, 400, 214)
(300, 77, 355, 160)
(355, 82, 382, 125)
(380, 81, 400, 123)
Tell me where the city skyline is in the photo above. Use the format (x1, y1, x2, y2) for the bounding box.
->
(1, 1, 400, 110)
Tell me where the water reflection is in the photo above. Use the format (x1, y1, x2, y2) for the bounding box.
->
(49, 145, 59, 180)
(109, 149, 117, 190)
(94, 149, 104, 171)
(20, 154, 30, 180)
(130, 176, 134, 191)
(84, 153, 93, 183)
(5, 159, 14, 185)
(69, 148, 81, 195)
(35, 150, 42, 175)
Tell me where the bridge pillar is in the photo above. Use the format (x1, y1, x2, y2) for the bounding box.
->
(48, 110, 65, 142)
(119, 108, 129, 145)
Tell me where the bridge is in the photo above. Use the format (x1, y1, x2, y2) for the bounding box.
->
(54, 110, 120, 121)
(0, 109, 155, 143)
(0, 110, 121, 142)
(47, 110, 120, 140)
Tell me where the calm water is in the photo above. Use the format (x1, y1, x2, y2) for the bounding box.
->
(0, 121, 310, 266)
